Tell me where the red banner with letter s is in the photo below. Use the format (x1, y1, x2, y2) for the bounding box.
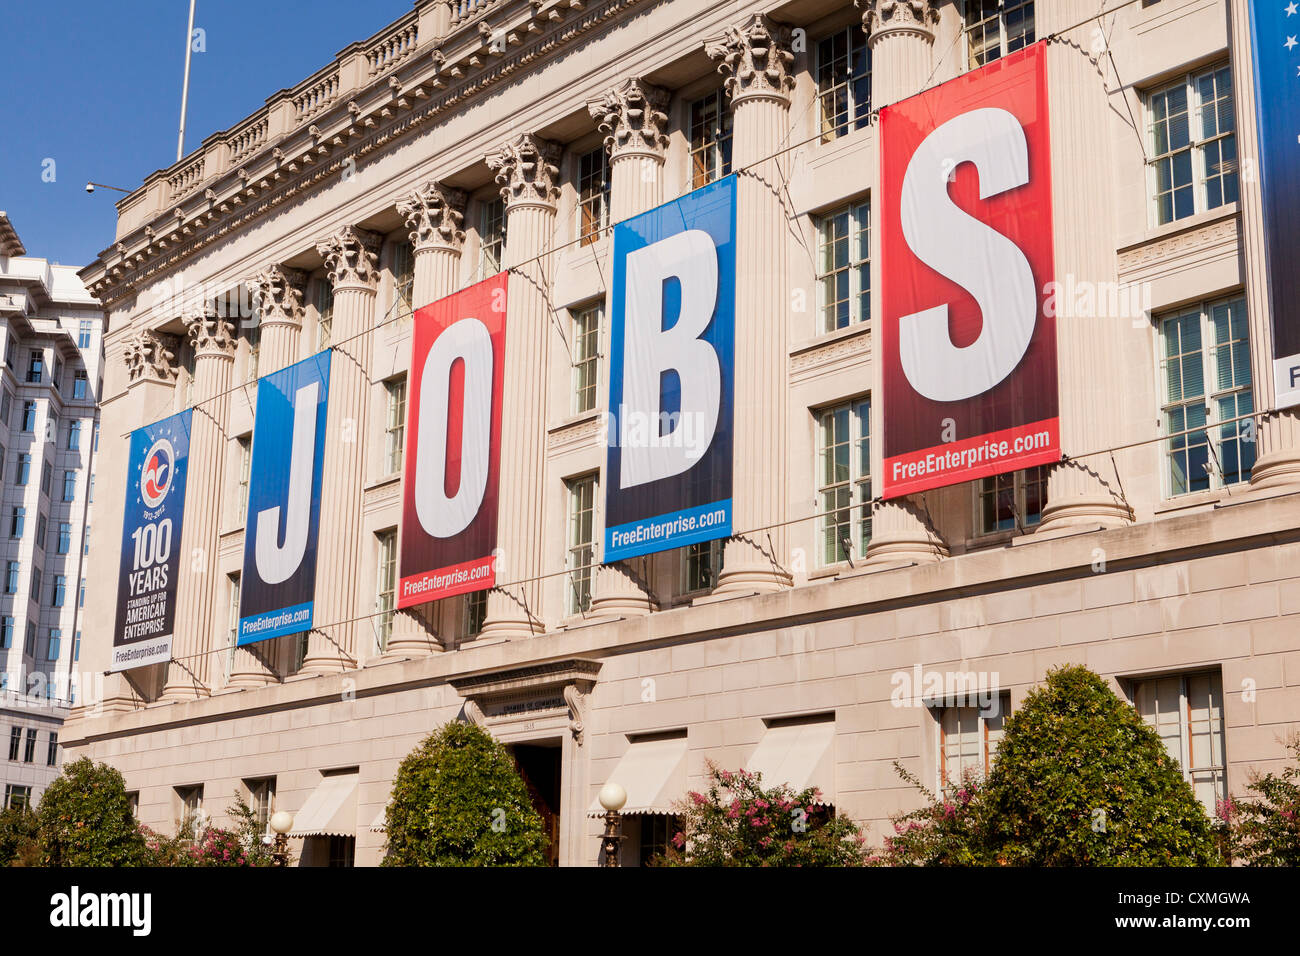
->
(880, 43, 1058, 499)
(398, 273, 506, 607)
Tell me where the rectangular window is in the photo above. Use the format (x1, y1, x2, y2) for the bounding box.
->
(21, 401, 36, 433)
(14, 453, 28, 485)
(88, 475, 94, 503)
(975, 465, 1048, 535)
(1147, 64, 1238, 226)
(462, 589, 487, 639)
(78, 320, 94, 349)
(245, 777, 276, 833)
(313, 278, 335, 350)
(5, 785, 31, 811)
(4, 562, 17, 594)
(46, 628, 61, 660)
(689, 90, 733, 189)
(236, 437, 252, 523)
(681, 539, 723, 595)
(7, 727, 20, 761)
(225, 574, 240, 680)
(384, 377, 407, 475)
(30, 568, 41, 603)
(52, 357, 63, 391)
(52, 576, 66, 608)
(83, 525, 90, 556)
(816, 398, 872, 565)
(57, 522, 71, 555)
(73, 370, 88, 400)
(62, 470, 76, 503)
(23, 728, 36, 763)
(0, 391, 8, 424)
(566, 475, 596, 616)
(244, 322, 260, 383)
(79, 578, 85, 607)
(47, 732, 58, 767)
(0, 617, 11, 650)
(375, 530, 397, 652)
(816, 201, 871, 333)
(36, 514, 46, 551)
(26, 350, 43, 384)
(392, 241, 415, 316)
(74, 630, 81, 661)
(479, 198, 506, 276)
(10, 507, 24, 539)
(577, 146, 611, 246)
(571, 304, 602, 414)
(816, 28, 871, 142)
(637, 813, 683, 868)
(1159, 296, 1254, 496)
(41, 461, 51, 496)
(176, 785, 204, 831)
(67, 419, 82, 450)
(965, 0, 1035, 68)
(1133, 671, 1226, 814)
(23, 626, 34, 657)
(937, 691, 1010, 787)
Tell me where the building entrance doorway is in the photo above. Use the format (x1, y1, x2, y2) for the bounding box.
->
(510, 740, 562, 867)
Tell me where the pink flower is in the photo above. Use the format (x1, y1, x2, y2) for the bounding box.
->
(672, 831, 686, 848)
(690, 791, 706, 806)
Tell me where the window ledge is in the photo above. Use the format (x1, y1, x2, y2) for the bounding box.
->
(790, 321, 870, 359)
(1118, 203, 1239, 258)
(1154, 489, 1230, 515)
(548, 408, 601, 435)
(364, 473, 401, 493)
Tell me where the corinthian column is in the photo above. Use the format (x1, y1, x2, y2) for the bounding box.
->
(1229, 0, 1300, 490)
(478, 134, 561, 640)
(706, 15, 795, 594)
(586, 79, 670, 616)
(247, 265, 306, 374)
(858, 0, 951, 566)
(383, 181, 468, 656)
(160, 307, 236, 701)
(299, 225, 382, 673)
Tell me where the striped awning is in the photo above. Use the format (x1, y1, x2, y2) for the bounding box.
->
(289, 772, 358, 838)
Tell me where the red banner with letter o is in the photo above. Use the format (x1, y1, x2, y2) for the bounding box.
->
(880, 43, 1058, 499)
(398, 273, 506, 607)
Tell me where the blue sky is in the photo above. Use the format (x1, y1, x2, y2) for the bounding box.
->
(0, 0, 412, 269)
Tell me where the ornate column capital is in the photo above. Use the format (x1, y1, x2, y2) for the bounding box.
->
(246, 265, 306, 329)
(123, 327, 180, 383)
(316, 225, 383, 291)
(856, 0, 940, 44)
(486, 134, 563, 211)
(705, 14, 795, 107)
(184, 305, 237, 359)
(397, 181, 467, 253)
(587, 79, 670, 161)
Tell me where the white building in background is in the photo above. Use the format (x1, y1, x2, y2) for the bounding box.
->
(0, 211, 102, 808)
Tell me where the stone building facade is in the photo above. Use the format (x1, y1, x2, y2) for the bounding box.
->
(68, 0, 1300, 865)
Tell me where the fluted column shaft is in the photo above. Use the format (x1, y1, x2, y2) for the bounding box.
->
(161, 311, 235, 700)
(708, 17, 794, 593)
(1035, 1, 1134, 532)
(861, 0, 951, 566)
(588, 79, 669, 615)
(385, 182, 467, 655)
(1229, 0, 1300, 489)
(479, 135, 560, 639)
(301, 227, 381, 673)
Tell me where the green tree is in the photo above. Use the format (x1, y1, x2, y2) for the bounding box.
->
(383, 721, 548, 866)
(876, 666, 1220, 866)
(983, 665, 1217, 865)
(1223, 735, 1300, 866)
(36, 757, 148, 867)
(0, 805, 40, 867)
(657, 762, 867, 867)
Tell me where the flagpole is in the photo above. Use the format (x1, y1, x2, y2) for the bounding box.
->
(177, 0, 197, 162)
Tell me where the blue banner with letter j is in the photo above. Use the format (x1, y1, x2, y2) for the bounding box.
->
(239, 352, 331, 645)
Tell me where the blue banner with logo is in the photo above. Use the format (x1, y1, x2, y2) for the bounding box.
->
(239, 353, 330, 645)
(112, 409, 192, 671)
(604, 175, 735, 562)
(1252, 2, 1300, 408)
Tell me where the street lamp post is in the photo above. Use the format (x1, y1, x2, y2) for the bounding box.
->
(268, 811, 294, 868)
(598, 782, 627, 868)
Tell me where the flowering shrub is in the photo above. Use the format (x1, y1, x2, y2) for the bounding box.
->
(654, 762, 867, 867)
(1222, 737, 1300, 867)
(870, 764, 993, 866)
(138, 795, 274, 867)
